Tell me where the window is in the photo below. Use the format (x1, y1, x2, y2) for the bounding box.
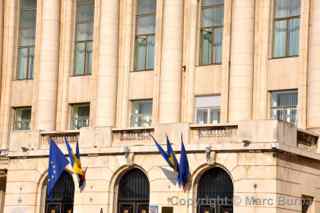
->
(195, 96, 220, 124)
(130, 100, 152, 127)
(134, 0, 156, 71)
(272, 0, 300, 58)
(74, 0, 94, 76)
(17, 0, 37, 80)
(200, 0, 224, 65)
(13, 107, 32, 130)
(70, 103, 90, 130)
(302, 195, 313, 213)
(271, 90, 298, 124)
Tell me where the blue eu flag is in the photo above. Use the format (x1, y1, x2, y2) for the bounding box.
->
(47, 139, 68, 199)
(151, 135, 170, 162)
(178, 136, 190, 188)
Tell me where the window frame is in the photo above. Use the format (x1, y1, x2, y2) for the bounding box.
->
(16, 0, 37, 80)
(72, 0, 94, 76)
(133, 0, 156, 72)
(272, 0, 300, 59)
(130, 99, 153, 127)
(69, 103, 90, 130)
(13, 106, 32, 131)
(199, 0, 224, 66)
(270, 89, 298, 125)
(194, 95, 221, 124)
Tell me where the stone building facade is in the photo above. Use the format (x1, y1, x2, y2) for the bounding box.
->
(0, 0, 319, 213)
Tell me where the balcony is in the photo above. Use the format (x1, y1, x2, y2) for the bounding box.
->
(40, 130, 80, 146)
(190, 123, 238, 144)
(5, 120, 320, 160)
(297, 129, 318, 152)
(112, 127, 154, 144)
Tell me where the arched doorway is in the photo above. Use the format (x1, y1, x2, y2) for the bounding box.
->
(197, 167, 233, 213)
(117, 168, 150, 213)
(43, 171, 75, 213)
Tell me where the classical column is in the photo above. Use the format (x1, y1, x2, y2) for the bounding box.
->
(95, 0, 119, 127)
(36, 0, 60, 131)
(228, 0, 255, 122)
(0, 1, 17, 148)
(308, 0, 320, 128)
(159, 0, 183, 123)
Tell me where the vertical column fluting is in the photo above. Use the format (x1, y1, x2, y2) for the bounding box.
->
(95, 0, 119, 127)
(36, 0, 60, 131)
(159, 0, 183, 123)
(307, 0, 320, 128)
(228, 0, 255, 122)
(0, 1, 17, 148)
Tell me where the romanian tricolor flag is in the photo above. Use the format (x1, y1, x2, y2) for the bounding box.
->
(151, 135, 179, 175)
(65, 138, 87, 190)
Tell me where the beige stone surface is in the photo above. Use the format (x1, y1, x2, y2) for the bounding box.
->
(0, 0, 320, 212)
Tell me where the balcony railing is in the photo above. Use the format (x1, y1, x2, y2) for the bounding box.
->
(40, 131, 80, 145)
(297, 129, 318, 152)
(112, 127, 154, 144)
(190, 123, 238, 143)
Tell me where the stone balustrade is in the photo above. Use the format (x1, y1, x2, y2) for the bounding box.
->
(112, 127, 154, 144)
(297, 129, 319, 152)
(6, 120, 320, 155)
(40, 130, 80, 145)
(190, 123, 238, 144)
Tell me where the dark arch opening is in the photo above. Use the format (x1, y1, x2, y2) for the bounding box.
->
(117, 168, 150, 213)
(44, 171, 75, 213)
(197, 167, 233, 213)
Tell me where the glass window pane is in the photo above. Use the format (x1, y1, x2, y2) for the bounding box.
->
(28, 47, 34, 79)
(86, 41, 93, 74)
(131, 100, 153, 127)
(137, 15, 155, 35)
(134, 36, 147, 70)
(201, 30, 212, 65)
(271, 90, 298, 125)
(195, 96, 221, 124)
(74, 42, 85, 75)
(213, 27, 223, 64)
(146, 35, 155, 70)
(17, 48, 28, 80)
(210, 108, 220, 124)
(20, 28, 36, 46)
(22, 0, 37, 9)
(288, 18, 300, 56)
(77, 2, 94, 22)
(273, 20, 287, 58)
(137, 0, 156, 15)
(71, 104, 90, 130)
(202, 0, 224, 7)
(76, 0, 94, 41)
(197, 109, 208, 124)
(76, 22, 93, 41)
(201, 6, 224, 27)
(275, 0, 300, 18)
(14, 107, 31, 130)
(19, 4, 36, 46)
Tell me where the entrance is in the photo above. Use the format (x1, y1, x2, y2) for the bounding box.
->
(197, 167, 233, 213)
(45, 171, 74, 213)
(117, 168, 150, 213)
